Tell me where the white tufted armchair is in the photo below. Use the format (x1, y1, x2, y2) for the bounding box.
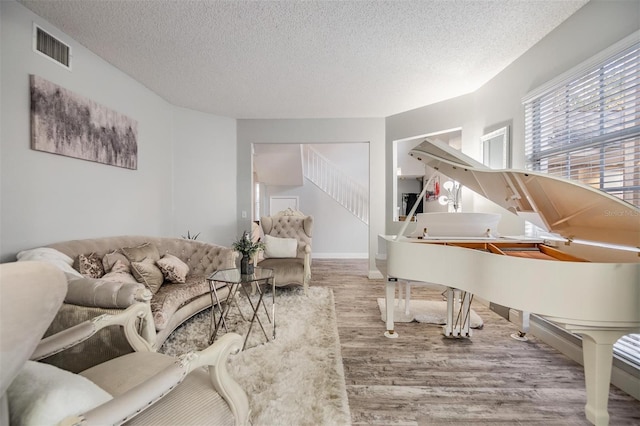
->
(257, 209, 313, 294)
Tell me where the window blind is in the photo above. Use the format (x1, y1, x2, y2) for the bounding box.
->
(524, 35, 640, 208)
(523, 31, 640, 374)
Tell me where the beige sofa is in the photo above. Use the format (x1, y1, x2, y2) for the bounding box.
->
(17, 235, 237, 372)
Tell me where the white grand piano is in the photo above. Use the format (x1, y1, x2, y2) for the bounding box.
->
(377, 138, 640, 426)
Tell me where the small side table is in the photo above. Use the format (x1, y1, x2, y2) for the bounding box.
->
(207, 267, 275, 350)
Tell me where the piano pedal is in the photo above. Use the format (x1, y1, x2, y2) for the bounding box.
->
(442, 326, 472, 339)
(510, 331, 529, 342)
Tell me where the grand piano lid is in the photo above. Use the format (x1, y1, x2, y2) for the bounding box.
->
(409, 138, 640, 250)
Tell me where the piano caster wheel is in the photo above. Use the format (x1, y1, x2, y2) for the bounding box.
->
(384, 330, 399, 339)
(510, 332, 529, 342)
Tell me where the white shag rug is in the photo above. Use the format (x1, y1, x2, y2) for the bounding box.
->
(377, 298, 484, 329)
(160, 286, 351, 426)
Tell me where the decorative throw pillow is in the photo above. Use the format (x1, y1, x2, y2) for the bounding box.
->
(75, 253, 105, 278)
(102, 250, 130, 273)
(7, 360, 112, 426)
(156, 254, 189, 284)
(16, 247, 83, 278)
(130, 258, 164, 293)
(264, 234, 298, 258)
(109, 259, 130, 274)
(122, 243, 160, 263)
(101, 259, 138, 284)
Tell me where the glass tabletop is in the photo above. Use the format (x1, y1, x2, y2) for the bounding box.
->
(208, 267, 273, 284)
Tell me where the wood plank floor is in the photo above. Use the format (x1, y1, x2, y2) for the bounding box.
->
(310, 259, 640, 425)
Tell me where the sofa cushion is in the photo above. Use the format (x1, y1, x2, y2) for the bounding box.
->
(75, 253, 105, 278)
(150, 274, 209, 330)
(130, 259, 164, 294)
(258, 257, 305, 286)
(157, 254, 189, 284)
(122, 243, 161, 263)
(7, 360, 112, 426)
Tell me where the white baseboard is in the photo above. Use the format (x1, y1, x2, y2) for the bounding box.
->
(312, 252, 369, 259)
(508, 309, 639, 401)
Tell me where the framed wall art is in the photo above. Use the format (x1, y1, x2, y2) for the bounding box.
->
(30, 75, 138, 169)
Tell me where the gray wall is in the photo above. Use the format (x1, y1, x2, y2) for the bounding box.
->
(237, 119, 385, 277)
(0, 1, 237, 260)
(386, 0, 640, 237)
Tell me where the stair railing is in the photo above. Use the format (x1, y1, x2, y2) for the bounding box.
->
(303, 146, 369, 225)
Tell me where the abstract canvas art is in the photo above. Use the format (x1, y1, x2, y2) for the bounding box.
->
(30, 75, 138, 169)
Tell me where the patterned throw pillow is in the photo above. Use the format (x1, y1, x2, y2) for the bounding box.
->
(76, 253, 105, 278)
(130, 258, 164, 293)
(156, 254, 189, 284)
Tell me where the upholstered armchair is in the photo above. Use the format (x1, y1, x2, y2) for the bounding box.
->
(0, 261, 249, 426)
(257, 208, 313, 293)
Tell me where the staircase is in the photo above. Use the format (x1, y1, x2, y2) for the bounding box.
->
(303, 146, 369, 225)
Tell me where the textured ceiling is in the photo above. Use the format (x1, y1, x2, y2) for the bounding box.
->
(19, 0, 588, 119)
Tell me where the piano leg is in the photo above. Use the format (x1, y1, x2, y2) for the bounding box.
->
(510, 310, 530, 342)
(384, 277, 399, 338)
(568, 328, 630, 426)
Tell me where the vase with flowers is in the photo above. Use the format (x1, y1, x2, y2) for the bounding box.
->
(232, 231, 265, 275)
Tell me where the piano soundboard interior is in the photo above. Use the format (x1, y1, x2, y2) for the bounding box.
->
(416, 240, 588, 262)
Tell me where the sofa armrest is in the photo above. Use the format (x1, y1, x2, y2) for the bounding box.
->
(66, 277, 152, 309)
(31, 303, 156, 361)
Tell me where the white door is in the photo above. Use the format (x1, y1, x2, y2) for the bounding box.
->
(269, 196, 299, 215)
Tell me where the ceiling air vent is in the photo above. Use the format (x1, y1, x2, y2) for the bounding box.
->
(33, 24, 72, 70)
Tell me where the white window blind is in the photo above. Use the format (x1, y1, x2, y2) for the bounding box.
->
(524, 32, 640, 373)
(524, 34, 640, 208)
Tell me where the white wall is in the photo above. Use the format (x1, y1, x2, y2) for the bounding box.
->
(171, 107, 237, 246)
(237, 119, 385, 277)
(385, 0, 640, 237)
(0, 1, 237, 260)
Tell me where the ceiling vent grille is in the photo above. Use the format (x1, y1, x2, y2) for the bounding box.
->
(33, 24, 71, 70)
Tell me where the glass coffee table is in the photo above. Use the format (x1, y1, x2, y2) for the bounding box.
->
(207, 267, 275, 350)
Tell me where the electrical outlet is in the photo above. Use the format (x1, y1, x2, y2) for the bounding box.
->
(241, 210, 247, 218)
